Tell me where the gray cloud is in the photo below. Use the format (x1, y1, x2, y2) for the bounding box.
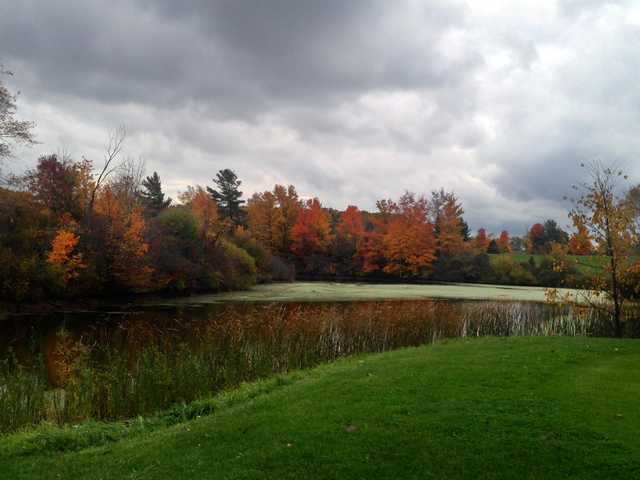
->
(2, 0, 640, 235)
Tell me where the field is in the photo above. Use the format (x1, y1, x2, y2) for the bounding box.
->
(2, 337, 639, 479)
(146, 281, 580, 305)
(489, 253, 608, 275)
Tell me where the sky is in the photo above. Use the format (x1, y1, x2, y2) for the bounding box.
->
(2, 0, 640, 235)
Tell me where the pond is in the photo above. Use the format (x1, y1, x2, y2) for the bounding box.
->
(0, 282, 611, 433)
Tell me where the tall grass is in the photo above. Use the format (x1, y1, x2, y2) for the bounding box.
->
(0, 299, 632, 433)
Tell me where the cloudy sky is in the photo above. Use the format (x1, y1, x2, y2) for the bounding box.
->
(2, 0, 640, 234)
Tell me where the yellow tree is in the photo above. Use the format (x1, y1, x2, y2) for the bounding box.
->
(567, 162, 638, 336)
(568, 216, 592, 255)
(247, 190, 278, 250)
(47, 227, 86, 286)
(272, 184, 301, 254)
(188, 186, 225, 248)
(247, 184, 301, 255)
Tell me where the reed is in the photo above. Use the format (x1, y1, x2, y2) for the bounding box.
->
(0, 299, 633, 433)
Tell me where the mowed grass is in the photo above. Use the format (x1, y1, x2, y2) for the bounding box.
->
(146, 281, 579, 305)
(2, 337, 639, 479)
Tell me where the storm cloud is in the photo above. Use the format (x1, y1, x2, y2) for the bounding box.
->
(2, 0, 639, 234)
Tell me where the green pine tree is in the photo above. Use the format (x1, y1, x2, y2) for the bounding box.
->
(206, 169, 245, 224)
(139, 171, 171, 214)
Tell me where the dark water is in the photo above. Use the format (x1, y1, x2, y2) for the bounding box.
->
(1, 298, 608, 375)
(0, 297, 621, 432)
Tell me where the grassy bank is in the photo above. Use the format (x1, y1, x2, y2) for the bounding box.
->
(2, 337, 639, 479)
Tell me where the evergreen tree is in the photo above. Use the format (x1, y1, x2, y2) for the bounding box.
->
(460, 219, 471, 241)
(542, 219, 569, 249)
(207, 169, 245, 224)
(487, 239, 500, 254)
(139, 171, 171, 214)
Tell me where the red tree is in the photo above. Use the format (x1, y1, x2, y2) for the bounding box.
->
(497, 230, 511, 253)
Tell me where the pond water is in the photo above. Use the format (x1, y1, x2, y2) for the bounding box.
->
(0, 283, 618, 432)
(1, 294, 603, 386)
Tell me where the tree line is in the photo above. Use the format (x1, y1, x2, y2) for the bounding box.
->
(1, 69, 639, 319)
(2, 146, 635, 304)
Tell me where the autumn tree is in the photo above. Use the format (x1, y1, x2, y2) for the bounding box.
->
(47, 226, 86, 287)
(334, 205, 365, 274)
(248, 190, 278, 250)
(527, 223, 546, 254)
(0, 187, 57, 301)
(94, 186, 153, 291)
(566, 162, 638, 336)
(290, 198, 333, 268)
(140, 171, 171, 214)
(435, 192, 465, 256)
(496, 230, 511, 253)
(248, 184, 301, 255)
(111, 209, 153, 291)
(24, 154, 93, 220)
(207, 169, 245, 224)
(188, 186, 226, 249)
(382, 193, 437, 277)
(337, 206, 365, 243)
(473, 228, 490, 253)
(568, 216, 592, 255)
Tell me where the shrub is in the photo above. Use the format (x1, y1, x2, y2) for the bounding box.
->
(211, 239, 257, 290)
(490, 256, 537, 285)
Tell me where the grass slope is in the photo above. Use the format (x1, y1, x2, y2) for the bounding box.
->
(146, 281, 579, 305)
(2, 337, 640, 479)
(490, 253, 608, 275)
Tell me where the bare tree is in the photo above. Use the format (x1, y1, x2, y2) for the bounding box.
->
(110, 155, 146, 212)
(86, 125, 126, 222)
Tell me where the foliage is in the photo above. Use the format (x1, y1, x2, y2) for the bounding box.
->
(47, 227, 86, 287)
(497, 230, 511, 253)
(290, 198, 333, 271)
(490, 255, 537, 285)
(247, 184, 301, 255)
(568, 215, 593, 255)
(23, 154, 93, 220)
(382, 193, 437, 277)
(473, 228, 490, 253)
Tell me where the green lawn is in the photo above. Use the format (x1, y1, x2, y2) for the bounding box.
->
(145, 281, 579, 305)
(2, 337, 639, 479)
